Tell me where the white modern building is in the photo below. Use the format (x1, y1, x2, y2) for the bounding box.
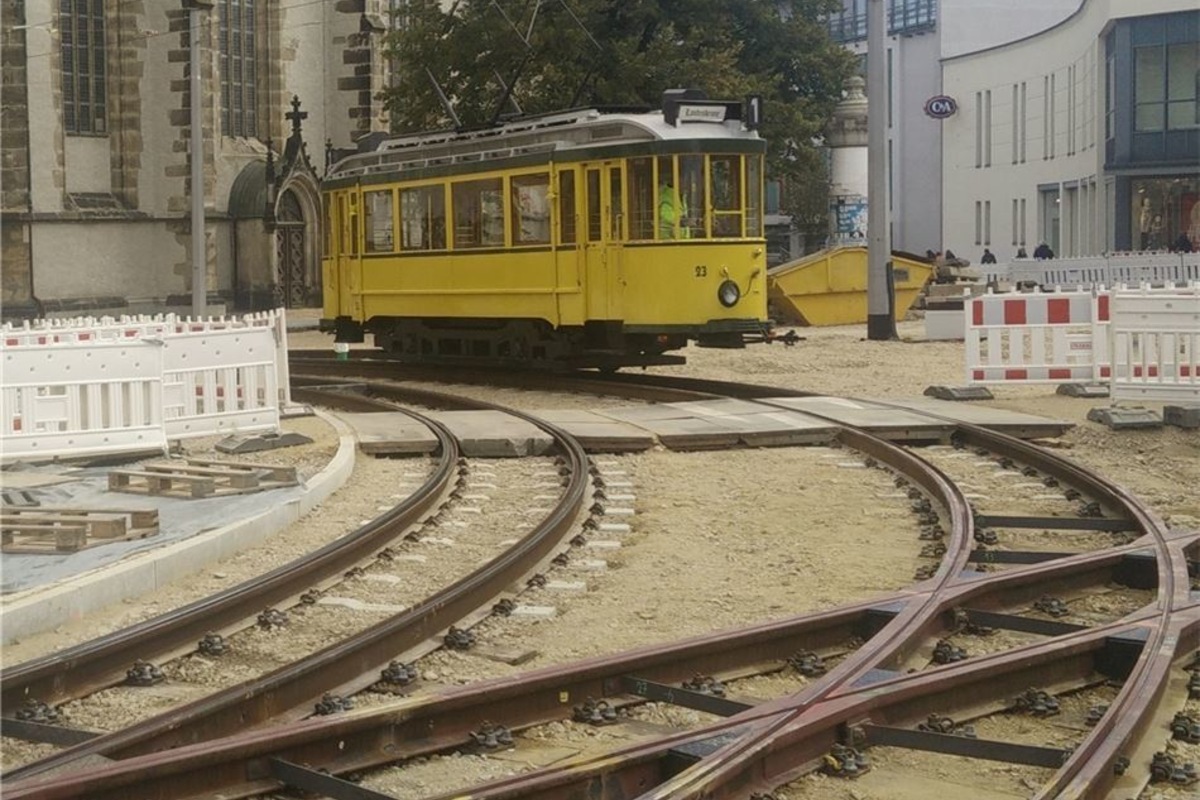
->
(941, 0, 1200, 261)
(828, 0, 1199, 262)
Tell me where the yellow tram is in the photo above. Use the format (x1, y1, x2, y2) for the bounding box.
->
(321, 91, 770, 368)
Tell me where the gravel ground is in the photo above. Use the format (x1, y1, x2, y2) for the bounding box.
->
(3, 320, 1196, 797)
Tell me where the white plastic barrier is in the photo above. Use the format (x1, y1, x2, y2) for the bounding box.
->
(965, 288, 1107, 384)
(160, 326, 281, 439)
(1, 341, 168, 461)
(1108, 287, 1200, 403)
(2, 309, 294, 411)
(1, 310, 293, 462)
(984, 252, 1200, 289)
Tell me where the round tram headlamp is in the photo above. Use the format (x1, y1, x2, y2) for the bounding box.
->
(717, 279, 741, 308)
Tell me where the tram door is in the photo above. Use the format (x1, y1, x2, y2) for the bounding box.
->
(335, 193, 363, 319)
(582, 163, 624, 321)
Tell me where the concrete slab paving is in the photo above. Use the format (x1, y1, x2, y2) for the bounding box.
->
(337, 412, 439, 456)
(764, 397, 953, 441)
(428, 410, 555, 457)
(529, 409, 655, 452)
(872, 397, 1074, 438)
(597, 401, 836, 450)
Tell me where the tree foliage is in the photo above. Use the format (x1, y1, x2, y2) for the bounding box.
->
(383, 0, 857, 242)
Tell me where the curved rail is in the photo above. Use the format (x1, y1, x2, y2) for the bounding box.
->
(0, 389, 456, 712)
(6, 366, 1194, 799)
(4, 383, 590, 784)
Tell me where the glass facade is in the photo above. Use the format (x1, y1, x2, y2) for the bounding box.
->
(1131, 177, 1200, 251)
(827, 0, 937, 44)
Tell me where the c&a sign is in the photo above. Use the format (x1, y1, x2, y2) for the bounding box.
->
(924, 95, 957, 119)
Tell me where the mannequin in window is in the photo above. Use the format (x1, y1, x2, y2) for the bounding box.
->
(1139, 197, 1152, 250)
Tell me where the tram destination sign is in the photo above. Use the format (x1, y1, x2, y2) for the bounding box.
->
(924, 95, 958, 119)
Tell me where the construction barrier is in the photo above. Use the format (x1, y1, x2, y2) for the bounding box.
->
(1108, 286, 1200, 403)
(1, 310, 293, 463)
(965, 284, 1200, 393)
(965, 288, 1107, 384)
(982, 252, 1200, 289)
(2, 341, 168, 461)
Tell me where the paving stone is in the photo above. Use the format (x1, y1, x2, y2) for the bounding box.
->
(923, 385, 995, 401)
(510, 604, 557, 619)
(337, 412, 439, 455)
(1057, 383, 1111, 398)
(1163, 405, 1200, 429)
(544, 580, 587, 592)
(1086, 406, 1162, 430)
(215, 431, 315, 454)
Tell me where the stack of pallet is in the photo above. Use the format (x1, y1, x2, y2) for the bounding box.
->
(1, 508, 160, 554)
(107, 458, 299, 500)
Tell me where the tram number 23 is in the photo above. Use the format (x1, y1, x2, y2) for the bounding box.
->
(694, 265, 708, 278)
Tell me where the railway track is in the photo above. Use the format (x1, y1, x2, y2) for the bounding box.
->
(1, 360, 1196, 799)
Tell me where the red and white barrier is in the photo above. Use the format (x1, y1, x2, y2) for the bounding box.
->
(1109, 287, 1200, 403)
(965, 289, 1108, 384)
(1, 310, 293, 462)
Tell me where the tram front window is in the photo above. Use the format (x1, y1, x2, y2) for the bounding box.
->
(679, 155, 707, 239)
(711, 155, 742, 238)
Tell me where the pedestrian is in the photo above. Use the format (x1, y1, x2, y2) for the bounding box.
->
(1015, 246, 1028, 259)
(980, 248, 997, 264)
(1033, 242, 1054, 260)
(1173, 232, 1194, 253)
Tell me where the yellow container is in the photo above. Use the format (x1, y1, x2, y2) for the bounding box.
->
(767, 246, 933, 326)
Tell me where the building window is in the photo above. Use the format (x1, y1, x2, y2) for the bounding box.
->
(890, 0, 936, 36)
(826, 0, 938, 43)
(974, 201, 982, 246)
(60, 0, 106, 135)
(219, 0, 258, 138)
(1134, 42, 1200, 132)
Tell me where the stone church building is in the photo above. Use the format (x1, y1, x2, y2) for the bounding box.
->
(1, 0, 393, 320)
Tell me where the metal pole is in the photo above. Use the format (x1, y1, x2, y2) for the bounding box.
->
(189, 2, 206, 317)
(867, 0, 896, 340)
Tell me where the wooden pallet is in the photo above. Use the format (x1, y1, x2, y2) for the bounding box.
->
(1, 507, 160, 554)
(107, 458, 298, 499)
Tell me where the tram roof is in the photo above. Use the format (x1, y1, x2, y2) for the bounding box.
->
(326, 105, 763, 182)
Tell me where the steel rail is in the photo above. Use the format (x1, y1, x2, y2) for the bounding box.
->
(4, 536, 1189, 800)
(3, 383, 590, 785)
(8, 366, 1187, 799)
(278, 361, 1200, 798)
(0, 389, 455, 712)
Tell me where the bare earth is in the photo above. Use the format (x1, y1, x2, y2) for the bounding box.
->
(2, 321, 1196, 799)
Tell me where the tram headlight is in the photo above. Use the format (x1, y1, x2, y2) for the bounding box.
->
(717, 280, 740, 308)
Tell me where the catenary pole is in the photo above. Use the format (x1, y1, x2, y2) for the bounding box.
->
(867, 0, 897, 340)
(188, 2, 212, 317)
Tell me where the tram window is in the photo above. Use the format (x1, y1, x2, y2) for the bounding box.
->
(322, 196, 332, 256)
(400, 185, 446, 251)
(586, 170, 601, 242)
(656, 156, 681, 240)
(710, 155, 742, 238)
(558, 171, 577, 244)
(628, 158, 654, 240)
(511, 174, 551, 245)
(452, 178, 504, 249)
(364, 190, 395, 252)
(747, 155, 763, 237)
(679, 155, 707, 239)
(609, 167, 623, 241)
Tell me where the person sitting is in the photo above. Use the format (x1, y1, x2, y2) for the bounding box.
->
(980, 248, 997, 264)
(1172, 232, 1194, 253)
(1033, 242, 1054, 260)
